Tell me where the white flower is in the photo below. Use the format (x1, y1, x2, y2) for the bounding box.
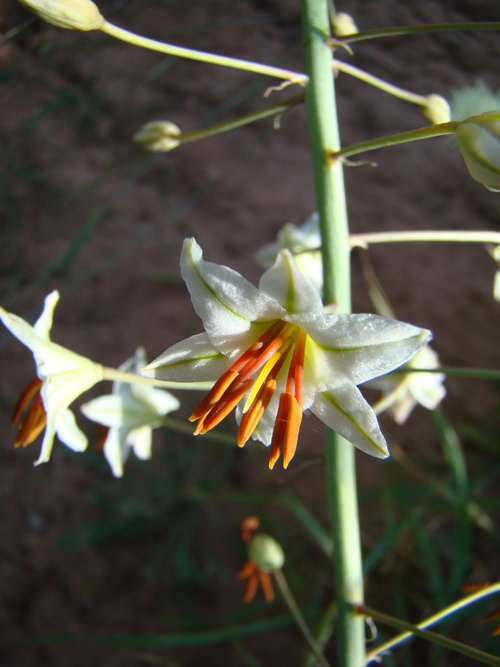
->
(254, 213, 323, 291)
(0, 291, 103, 464)
(455, 112, 500, 192)
(370, 346, 446, 424)
(81, 347, 180, 477)
(141, 239, 431, 469)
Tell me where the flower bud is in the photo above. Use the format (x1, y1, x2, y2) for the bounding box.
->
(18, 0, 104, 31)
(332, 12, 358, 37)
(455, 112, 500, 192)
(247, 534, 285, 572)
(133, 121, 182, 153)
(421, 94, 451, 125)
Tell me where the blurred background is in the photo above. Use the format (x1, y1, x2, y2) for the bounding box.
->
(1, 0, 500, 665)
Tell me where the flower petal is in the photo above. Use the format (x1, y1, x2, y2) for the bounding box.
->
(81, 394, 129, 428)
(54, 408, 88, 452)
(259, 250, 323, 314)
(142, 333, 231, 381)
(296, 313, 431, 389)
(34, 291, 59, 340)
(127, 425, 152, 461)
(103, 427, 128, 478)
(310, 384, 389, 458)
(181, 238, 283, 352)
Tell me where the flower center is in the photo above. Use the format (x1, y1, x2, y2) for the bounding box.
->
(189, 320, 307, 469)
(11, 376, 46, 448)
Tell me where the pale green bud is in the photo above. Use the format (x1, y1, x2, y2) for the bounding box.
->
(421, 94, 451, 125)
(133, 121, 182, 153)
(248, 534, 284, 572)
(332, 12, 358, 37)
(18, 0, 104, 31)
(455, 112, 500, 192)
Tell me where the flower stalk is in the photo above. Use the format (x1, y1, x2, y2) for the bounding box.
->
(301, 2, 363, 667)
(340, 22, 500, 45)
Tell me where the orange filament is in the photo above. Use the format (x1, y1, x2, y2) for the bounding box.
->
(190, 321, 307, 469)
(12, 378, 47, 448)
(241, 516, 260, 542)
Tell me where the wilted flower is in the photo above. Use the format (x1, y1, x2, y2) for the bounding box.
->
(455, 112, 500, 192)
(81, 347, 180, 477)
(0, 291, 103, 464)
(18, 0, 104, 31)
(369, 346, 446, 424)
(133, 121, 182, 153)
(238, 517, 283, 603)
(254, 213, 323, 291)
(142, 239, 431, 468)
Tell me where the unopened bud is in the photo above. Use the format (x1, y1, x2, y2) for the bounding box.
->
(18, 0, 104, 31)
(422, 94, 451, 125)
(332, 12, 358, 37)
(133, 121, 182, 153)
(248, 534, 284, 572)
(455, 112, 500, 192)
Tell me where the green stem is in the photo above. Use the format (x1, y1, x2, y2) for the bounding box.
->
(341, 22, 500, 44)
(364, 581, 500, 661)
(351, 229, 500, 247)
(102, 366, 212, 391)
(302, 3, 363, 667)
(273, 569, 332, 667)
(334, 61, 427, 106)
(302, 600, 338, 667)
(329, 122, 459, 162)
(359, 598, 500, 666)
(177, 94, 304, 144)
(162, 416, 236, 445)
(100, 21, 307, 83)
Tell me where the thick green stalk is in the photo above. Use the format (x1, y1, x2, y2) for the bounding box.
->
(301, 2, 364, 667)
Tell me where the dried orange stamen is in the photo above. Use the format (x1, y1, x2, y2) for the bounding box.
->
(11, 377, 43, 426)
(12, 377, 47, 448)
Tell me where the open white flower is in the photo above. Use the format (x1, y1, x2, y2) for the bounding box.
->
(369, 346, 446, 424)
(254, 213, 323, 291)
(81, 347, 180, 477)
(141, 239, 431, 469)
(0, 291, 103, 464)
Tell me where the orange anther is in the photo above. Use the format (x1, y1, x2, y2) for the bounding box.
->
(15, 395, 46, 448)
(269, 393, 302, 469)
(258, 570, 275, 602)
(199, 379, 253, 433)
(11, 376, 43, 426)
(189, 370, 239, 421)
(238, 379, 276, 447)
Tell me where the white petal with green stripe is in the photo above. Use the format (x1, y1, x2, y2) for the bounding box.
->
(310, 384, 389, 459)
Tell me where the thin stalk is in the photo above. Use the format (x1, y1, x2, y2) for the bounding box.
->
(302, 600, 338, 667)
(273, 569, 332, 667)
(102, 366, 212, 391)
(341, 22, 500, 44)
(162, 416, 236, 445)
(100, 21, 307, 83)
(302, 3, 363, 667)
(351, 229, 500, 247)
(392, 366, 500, 381)
(177, 94, 304, 144)
(334, 61, 427, 106)
(359, 600, 500, 666)
(328, 122, 459, 162)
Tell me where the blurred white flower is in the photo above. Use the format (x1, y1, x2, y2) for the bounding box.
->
(455, 112, 500, 192)
(254, 213, 323, 291)
(370, 346, 446, 424)
(18, 0, 104, 31)
(81, 347, 180, 477)
(0, 291, 103, 464)
(449, 81, 500, 122)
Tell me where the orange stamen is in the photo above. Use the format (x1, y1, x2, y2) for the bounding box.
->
(11, 377, 43, 426)
(228, 320, 286, 374)
(238, 323, 295, 383)
(483, 607, 500, 623)
(199, 379, 253, 433)
(241, 516, 260, 542)
(238, 379, 276, 447)
(243, 569, 259, 603)
(268, 393, 302, 469)
(189, 370, 239, 421)
(15, 394, 46, 448)
(238, 560, 257, 580)
(258, 570, 275, 602)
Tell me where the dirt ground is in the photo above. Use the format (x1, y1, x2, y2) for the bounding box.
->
(1, 0, 500, 665)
